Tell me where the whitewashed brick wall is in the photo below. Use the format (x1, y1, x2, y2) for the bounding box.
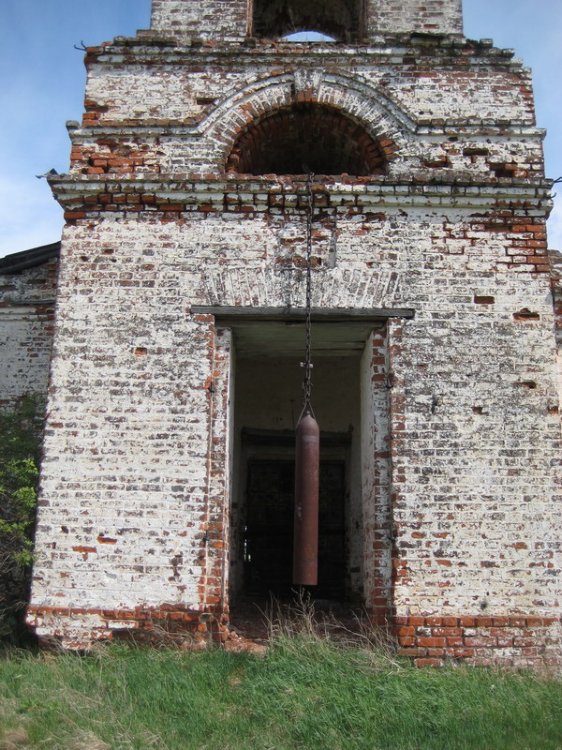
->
(25, 0, 561, 668)
(0, 259, 58, 408)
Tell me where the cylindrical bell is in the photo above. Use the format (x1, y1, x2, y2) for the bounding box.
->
(293, 412, 320, 586)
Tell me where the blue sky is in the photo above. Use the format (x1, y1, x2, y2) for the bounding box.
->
(0, 0, 560, 258)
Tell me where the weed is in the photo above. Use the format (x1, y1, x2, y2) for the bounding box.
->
(263, 590, 399, 670)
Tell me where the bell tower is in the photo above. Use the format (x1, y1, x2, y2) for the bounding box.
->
(149, 0, 463, 40)
(27, 0, 561, 668)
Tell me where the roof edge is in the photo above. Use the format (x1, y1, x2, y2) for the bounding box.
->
(0, 242, 61, 274)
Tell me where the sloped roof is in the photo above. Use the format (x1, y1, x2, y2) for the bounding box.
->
(0, 242, 61, 274)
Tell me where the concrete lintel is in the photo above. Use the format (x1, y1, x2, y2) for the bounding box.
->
(191, 305, 415, 321)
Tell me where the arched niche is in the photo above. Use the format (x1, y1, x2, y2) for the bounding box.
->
(252, 0, 364, 43)
(226, 103, 387, 177)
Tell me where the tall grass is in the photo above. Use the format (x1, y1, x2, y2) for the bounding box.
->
(1, 637, 561, 750)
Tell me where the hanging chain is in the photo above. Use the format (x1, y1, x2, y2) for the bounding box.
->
(302, 172, 315, 414)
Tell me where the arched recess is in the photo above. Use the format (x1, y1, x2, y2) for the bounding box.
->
(226, 103, 386, 176)
(252, 0, 364, 42)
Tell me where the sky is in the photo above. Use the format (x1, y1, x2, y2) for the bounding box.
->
(0, 0, 560, 259)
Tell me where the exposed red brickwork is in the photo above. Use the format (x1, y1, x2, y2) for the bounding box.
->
(27, 604, 227, 649)
(27, 603, 225, 623)
(551, 250, 562, 416)
(396, 615, 562, 670)
(71, 142, 153, 175)
(51, 177, 551, 277)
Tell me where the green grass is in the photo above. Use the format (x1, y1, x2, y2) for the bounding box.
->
(0, 638, 561, 749)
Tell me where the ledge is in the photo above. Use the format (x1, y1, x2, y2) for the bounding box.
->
(191, 305, 416, 320)
(48, 175, 553, 215)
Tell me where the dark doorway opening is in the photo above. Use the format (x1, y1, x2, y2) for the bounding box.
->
(244, 456, 346, 600)
(224, 318, 386, 615)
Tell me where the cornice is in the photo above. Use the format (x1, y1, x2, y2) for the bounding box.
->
(85, 33, 526, 73)
(48, 174, 553, 215)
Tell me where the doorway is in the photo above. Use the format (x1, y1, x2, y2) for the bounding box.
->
(202, 310, 400, 626)
(227, 319, 376, 607)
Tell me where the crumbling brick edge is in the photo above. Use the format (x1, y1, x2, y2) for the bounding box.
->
(26, 604, 228, 650)
(27, 605, 561, 670)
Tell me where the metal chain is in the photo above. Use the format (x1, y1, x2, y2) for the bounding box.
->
(302, 172, 314, 414)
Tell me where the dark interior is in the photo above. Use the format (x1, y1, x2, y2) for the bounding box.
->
(226, 103, 386, 176)
(252, 0, 364, 42)
(243, 458, 347, 599)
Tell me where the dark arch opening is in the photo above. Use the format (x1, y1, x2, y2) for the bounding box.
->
(252, 0, 364, 43)
(226, 104, 386, 177)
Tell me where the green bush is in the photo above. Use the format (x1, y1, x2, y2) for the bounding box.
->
(0, 397, 42, 644)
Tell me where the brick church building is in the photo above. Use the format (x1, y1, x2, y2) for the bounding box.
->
(1, 0, 561, 668)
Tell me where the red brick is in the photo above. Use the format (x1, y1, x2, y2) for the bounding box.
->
(415, 658, 443, 668)
(476, 617, 494, 627)
(441, 617, 459, 627)
(425, 617, 443, 627)
(433, 627, 461, 637)
(417, 637, 447, 648)
(398, 626, 416, 637)
(464, 636, 496, 648)
(409, 616, 426, 627)
(398, 647, 427, 657)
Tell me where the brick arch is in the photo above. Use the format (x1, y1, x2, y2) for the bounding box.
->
(226, 103, 385, 176)
(202, 72, 411, 175)
(252, 0, 364, 42)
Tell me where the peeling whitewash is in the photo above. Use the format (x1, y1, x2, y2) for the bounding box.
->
(0, 0, 557, 668)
